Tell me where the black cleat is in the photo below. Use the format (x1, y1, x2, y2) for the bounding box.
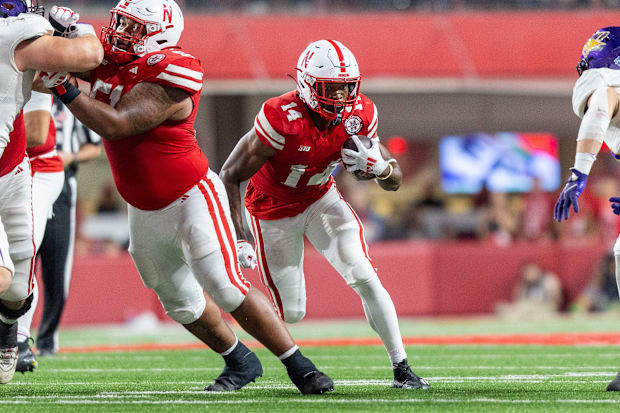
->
(204, 346, 263, 392)
(283, 350, 334, 395)
(16, 339, 37, 373)
(393, 359, 431, 389)
(289, 370, 334, 395)
(607, 372, 620, 391)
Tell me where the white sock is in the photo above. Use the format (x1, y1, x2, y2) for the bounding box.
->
(278, 345, 299, 361)
(220, 336, 238, 356)
(17, 281, 38, 343)
(352, 276, 407, 365)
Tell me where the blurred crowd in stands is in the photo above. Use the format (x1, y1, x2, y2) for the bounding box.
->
(65, 0, 620, 13)
(336, 138, 620, 246)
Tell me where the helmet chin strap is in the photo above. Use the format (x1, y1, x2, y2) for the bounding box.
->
(332, 111, 342, 126)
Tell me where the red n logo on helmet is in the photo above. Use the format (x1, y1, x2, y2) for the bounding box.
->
(163, 4, 172, 24)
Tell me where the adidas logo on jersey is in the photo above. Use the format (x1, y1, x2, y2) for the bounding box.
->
(298, 145, 311, 152)
(129, 66, 138, 75)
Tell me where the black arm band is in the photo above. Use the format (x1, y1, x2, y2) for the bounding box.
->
(51, 80, 81, 105)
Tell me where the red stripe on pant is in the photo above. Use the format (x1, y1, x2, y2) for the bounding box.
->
(27, 157, 36, 294)
(251, 215, 285, 319)
(198, 180, 249, 294)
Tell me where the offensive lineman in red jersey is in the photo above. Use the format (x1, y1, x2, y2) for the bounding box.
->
(40, 0, 333, 394)
(220, 40, 430, 389)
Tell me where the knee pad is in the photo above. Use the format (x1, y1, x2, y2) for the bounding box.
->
(0, 257, 33, 302)
(346, 259, 378, 287)
(0, 293, 33, 320)
(211, 286, 246, 313)
(349, 274, 383, 296)
(189, 250, 248, 313)
(283, 308, 306, 324)
(157, 291, 206, 325)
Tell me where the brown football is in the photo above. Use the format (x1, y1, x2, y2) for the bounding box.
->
(342, 135, 375, 180)
(342, 135, 372, 152)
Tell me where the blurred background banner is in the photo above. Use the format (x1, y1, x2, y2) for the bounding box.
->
(49, 1, 620, 326)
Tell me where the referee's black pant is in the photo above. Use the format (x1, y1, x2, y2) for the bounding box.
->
(37, 174, 77, 353)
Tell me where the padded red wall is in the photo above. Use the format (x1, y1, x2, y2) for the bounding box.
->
(32, 240, 607, 326)
(88, 11, 620, 80)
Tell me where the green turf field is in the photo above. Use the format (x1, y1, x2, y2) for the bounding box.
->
(2, 316, 620, 412)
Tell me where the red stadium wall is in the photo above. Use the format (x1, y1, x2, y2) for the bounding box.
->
(88, 11, 620, 80)
(31, 240, 607, 326)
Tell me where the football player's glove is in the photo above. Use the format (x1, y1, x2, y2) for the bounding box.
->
(237, 240, 257, 270)
(610, 197, 620, 215)
(40, 72, 81, 105)
(341, 136, 389, 177)
(553, 168, 588, 222)
(49, 5, 79, 36)
(39, 71, 68, 88)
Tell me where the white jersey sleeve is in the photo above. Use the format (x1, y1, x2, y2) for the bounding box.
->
(0, 14, 53, 150)
(572, 68, 620, 118)
(23, 91, 52, 114)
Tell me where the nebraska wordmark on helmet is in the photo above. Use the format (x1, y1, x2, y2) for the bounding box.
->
(295, 39, 361, 122)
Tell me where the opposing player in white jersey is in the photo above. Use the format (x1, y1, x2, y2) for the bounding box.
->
(219, 40, 430, 389)
(13, 91, 64, 373)
(39, 0, 333, 394)
(553, 27, 620, 391)
(0, 1, 102, 384)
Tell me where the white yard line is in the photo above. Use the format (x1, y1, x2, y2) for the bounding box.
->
(2, 398, 620, 405)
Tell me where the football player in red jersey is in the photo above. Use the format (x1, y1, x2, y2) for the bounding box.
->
(40, 0, 333, 394)
(220, 40, 430, 389)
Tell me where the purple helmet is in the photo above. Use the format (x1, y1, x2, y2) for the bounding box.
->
(0, 0, 43, 18)
(577, 27, 620, 76)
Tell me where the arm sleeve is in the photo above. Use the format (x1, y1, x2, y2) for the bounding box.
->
(23, 91, 52, 114)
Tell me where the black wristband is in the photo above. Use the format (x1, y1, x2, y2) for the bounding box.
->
(51, 80, 81, 105)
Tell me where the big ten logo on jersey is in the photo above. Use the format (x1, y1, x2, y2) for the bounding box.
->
(281, 102, 302, 122)
(90, 80, 124, 107)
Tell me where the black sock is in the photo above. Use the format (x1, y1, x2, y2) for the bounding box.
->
(0, 320, 17, 347)
(281, 349, 316, 372)
(222, 341, 251, 365)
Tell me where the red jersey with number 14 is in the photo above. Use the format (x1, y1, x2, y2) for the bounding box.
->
(90, 48, 207, 210)
(246, 91, 378, 220)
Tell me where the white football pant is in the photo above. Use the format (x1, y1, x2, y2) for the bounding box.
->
(0, 158, 36, 304)
(128, 169, 250, 324)
(248, 185, 407, 364)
